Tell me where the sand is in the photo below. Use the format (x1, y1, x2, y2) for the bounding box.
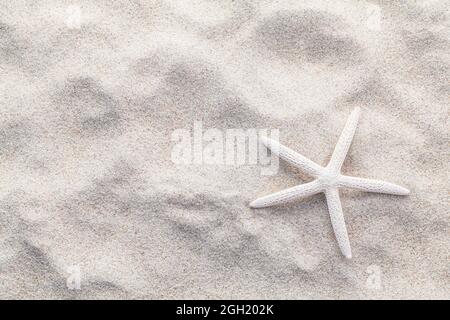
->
(0, 0, 448, 299)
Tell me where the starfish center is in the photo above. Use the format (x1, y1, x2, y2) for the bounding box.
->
(318, 172, 340, 188)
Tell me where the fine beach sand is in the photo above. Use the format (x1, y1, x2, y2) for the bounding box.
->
(0, 1, 449, 299)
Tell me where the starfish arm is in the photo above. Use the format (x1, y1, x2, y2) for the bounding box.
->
(327, 107, 361, 173)
(325, 188, 352, 259)
(339, 175, 410, 195)
(260, 136, 324, 177)
(250, 180, 322, 208)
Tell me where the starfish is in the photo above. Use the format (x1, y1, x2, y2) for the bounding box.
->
(250, 107, 409, 259)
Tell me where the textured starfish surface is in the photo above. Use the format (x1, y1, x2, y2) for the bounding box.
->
(250, 107, 410, 259)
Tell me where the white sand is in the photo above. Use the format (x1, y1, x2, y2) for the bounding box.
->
(0, 0, 448, 299)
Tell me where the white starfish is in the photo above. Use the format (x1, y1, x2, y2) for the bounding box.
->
(250, 107, 410, 259)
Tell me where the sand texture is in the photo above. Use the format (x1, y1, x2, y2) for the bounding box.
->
(0, 1, 449, 299)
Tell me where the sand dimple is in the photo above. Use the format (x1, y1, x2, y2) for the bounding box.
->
(253, 10, 363, 65)
(0, 22, 26, 65)
(51, 77, 121, 136)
